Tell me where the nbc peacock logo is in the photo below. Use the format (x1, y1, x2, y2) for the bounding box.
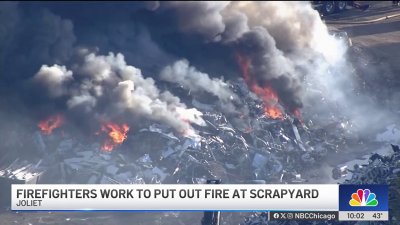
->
(349, 189, 378, 207)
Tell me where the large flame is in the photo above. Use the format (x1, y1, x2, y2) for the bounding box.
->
(38, 114, 64, 135)
(236, 54, 284, 120)
(99, 122, 130, 151)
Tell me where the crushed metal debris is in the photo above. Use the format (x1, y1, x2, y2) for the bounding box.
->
(0, 80, 398, 224)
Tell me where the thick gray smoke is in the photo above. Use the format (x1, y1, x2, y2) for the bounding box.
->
(0, 1, 395, 139)
(0, 2, 76, 81)
(154, 1, 340, 113)
(160, 59, 236, 101)
(153, 1, 397, 136)
(32, 52, 205, 134)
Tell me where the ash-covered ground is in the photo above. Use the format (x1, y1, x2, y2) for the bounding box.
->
(0, 1, 399, 225)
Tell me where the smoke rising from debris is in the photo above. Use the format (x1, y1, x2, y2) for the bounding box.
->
(32, 52, 205, 133)
(160, 59, 236, 101)
(154, 1, 341, 113)
(0, 1, 395, 137)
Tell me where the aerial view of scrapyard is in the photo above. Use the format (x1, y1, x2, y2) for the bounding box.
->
(0, 1, 399, 225)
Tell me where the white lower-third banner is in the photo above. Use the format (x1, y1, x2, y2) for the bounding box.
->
(12, 184, 338, 211)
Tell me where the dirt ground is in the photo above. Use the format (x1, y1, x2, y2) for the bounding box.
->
(1, 2, 399, 225)
(328, 1, 400, 86)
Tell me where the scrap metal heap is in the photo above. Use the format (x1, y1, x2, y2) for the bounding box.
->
(0, 158, 45, 184)
(0, 78, 365, 208)
(5, 79, 356, 184)
(0, 158, 46, 208)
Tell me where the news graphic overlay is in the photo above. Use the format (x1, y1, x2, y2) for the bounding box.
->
(349, 189, 378, 207)
(339, 185, 388, 221)
(269, 211, 338, 221)
(12, 184, 338, 212)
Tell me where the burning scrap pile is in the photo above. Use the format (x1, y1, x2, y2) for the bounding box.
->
(0, 1, 364, 188)
(0, 4, 398, 224)
(0, 74, 358, 188)
(98, 122, 130, 152)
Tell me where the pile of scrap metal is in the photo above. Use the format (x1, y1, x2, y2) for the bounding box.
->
(0, 158, 45, 184)
(36, 135, 170, 185)
(0, 158, 46, 208)
(0, 79, 360, 208)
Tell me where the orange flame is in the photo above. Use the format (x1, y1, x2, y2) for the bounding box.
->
(99, 122, 130, 151)
(265, 105, 284, 120)
(236, 54, 284, 120)
(38, 114, 64, 135)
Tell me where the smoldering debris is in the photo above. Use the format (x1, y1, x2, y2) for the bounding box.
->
(0, 2, 399, 224)
(0, 78, 362, 188)
(0, 61, 397, 224)
(31, 52, 205, 134)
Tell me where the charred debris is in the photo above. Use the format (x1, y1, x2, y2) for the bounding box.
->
(1, 79, 398, 222)
(1, 78, 355, 186)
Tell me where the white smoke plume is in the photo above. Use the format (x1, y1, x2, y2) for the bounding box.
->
(33, 65, 73, 98)
(32, 52, 205, 133)
(160, 59, 236, 101)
